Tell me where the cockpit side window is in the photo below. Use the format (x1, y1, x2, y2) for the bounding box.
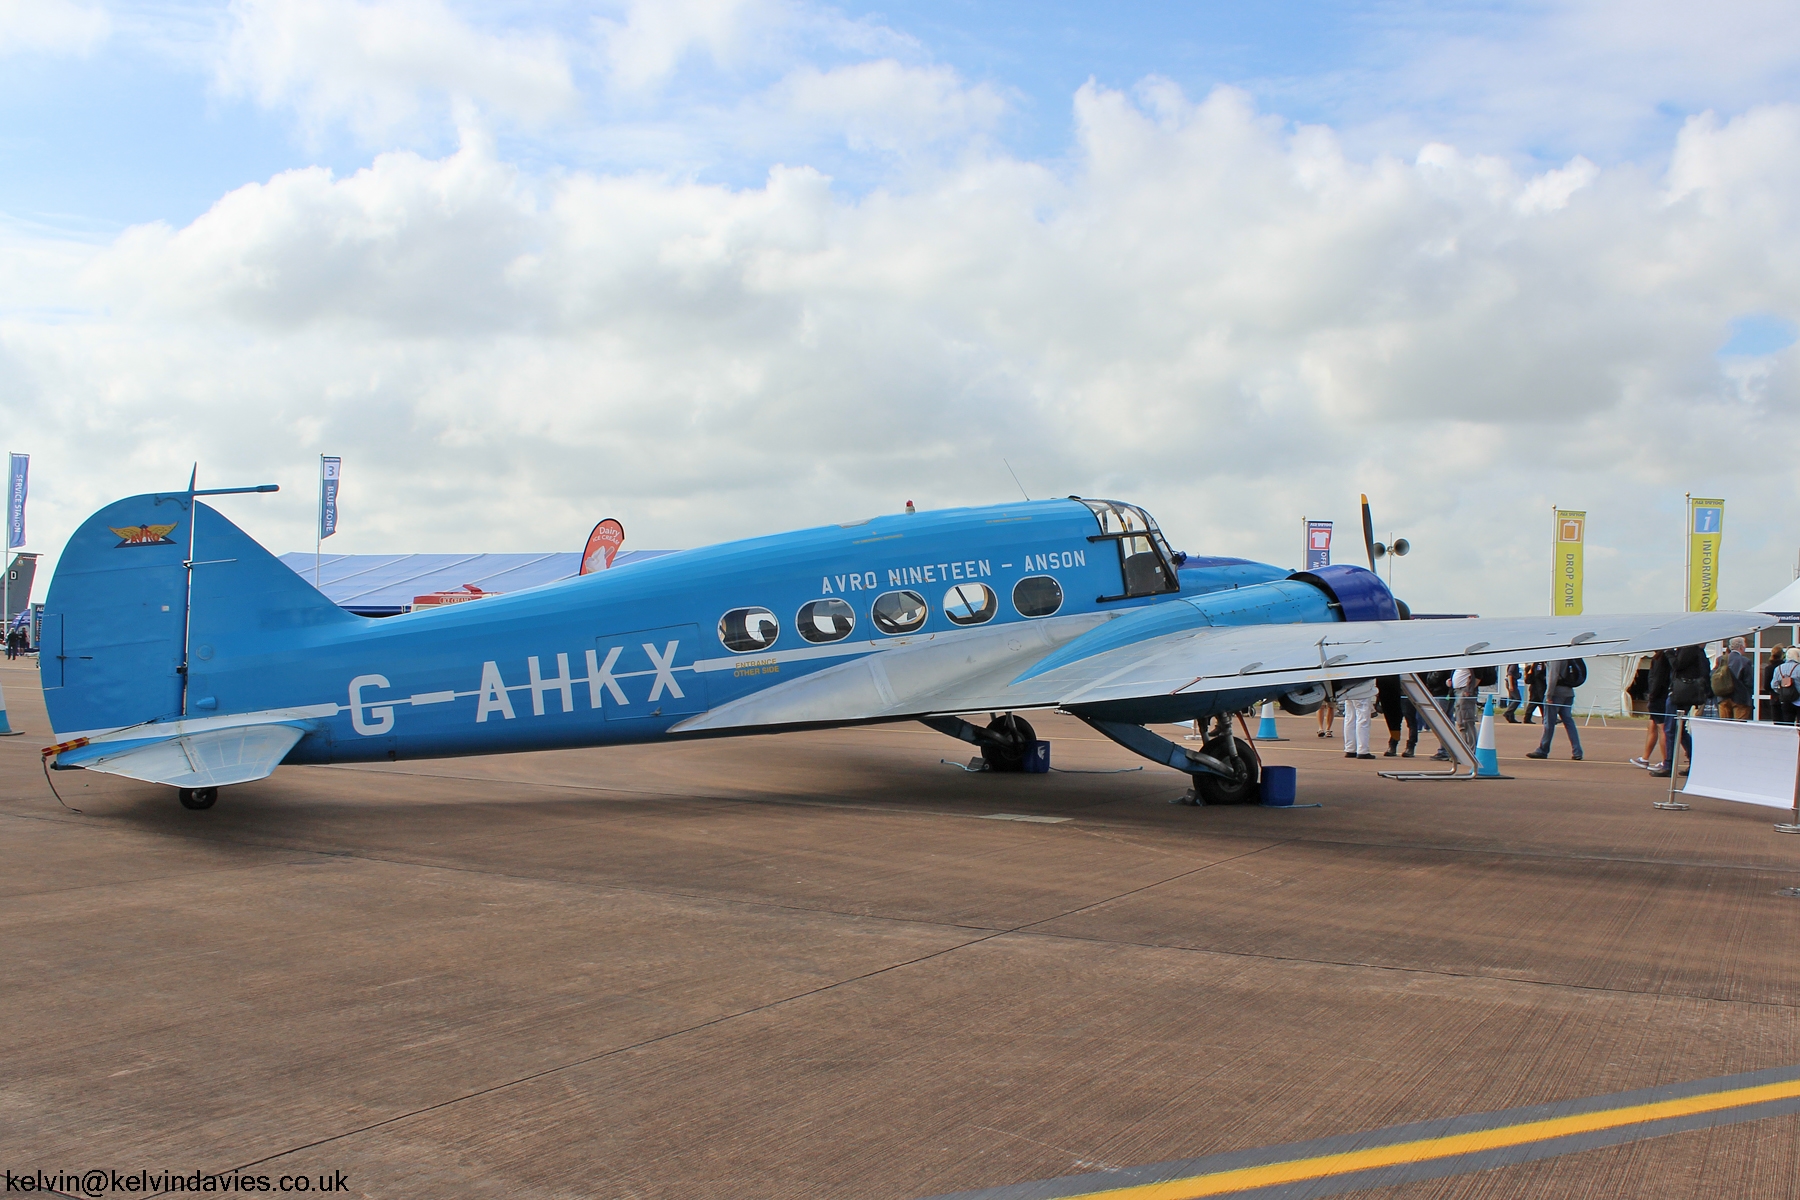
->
(1077, 498, 1180, 599)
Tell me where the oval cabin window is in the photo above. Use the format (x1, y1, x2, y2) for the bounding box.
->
(719, 606, 780, 652)
(1012, 575, 1064, 618)
(796, 598, 855, 643)
(942, 582, 998, 626)
(871, 590, 928, 635)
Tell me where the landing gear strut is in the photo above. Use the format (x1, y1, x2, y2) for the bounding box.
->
(178, 787, 218, 810)
(1077, 713, 1262, 804)
(919, 712, 1040, 772)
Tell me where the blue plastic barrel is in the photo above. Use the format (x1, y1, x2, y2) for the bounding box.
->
(1024, 741, 1051, 773)
(1260, 765, 1297, 806)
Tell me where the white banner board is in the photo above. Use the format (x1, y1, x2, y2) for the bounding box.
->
(1682, 718, 1800, 811)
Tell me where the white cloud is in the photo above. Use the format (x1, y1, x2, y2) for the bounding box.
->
(766, 60, 1008, 154)
(7, 83, 1800, 619)
(1515, 156, 1597, 214)
(592, 0, 917, 93)
(217, 0, 574, 140)
(0, 0, 109, 56)
(1307, 0, 1800, 167)
(596, 0, 774, 92)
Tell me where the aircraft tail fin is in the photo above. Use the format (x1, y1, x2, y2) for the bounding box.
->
(40, 493, 358, 737)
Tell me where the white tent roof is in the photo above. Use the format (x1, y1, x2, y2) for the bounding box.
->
(1756, 576, 1800, 616)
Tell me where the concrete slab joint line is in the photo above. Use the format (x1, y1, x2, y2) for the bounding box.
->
(923, 1063, 1800, 1200)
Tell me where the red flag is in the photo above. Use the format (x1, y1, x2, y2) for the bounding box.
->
(580, 519, 625, 575)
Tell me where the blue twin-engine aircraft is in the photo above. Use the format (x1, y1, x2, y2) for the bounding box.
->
(39, 483, 1769, 810)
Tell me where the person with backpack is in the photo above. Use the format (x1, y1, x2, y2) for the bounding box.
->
(1652, 643, 1711, 776)
(1773, 648, 1800, 726)
(1710, 644, 1746, 719)
(1526, 658, 1586, 760)
(1726, 637, 1755, 720)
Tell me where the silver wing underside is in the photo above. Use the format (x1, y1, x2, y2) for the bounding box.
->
(672, 609, 1773, 733)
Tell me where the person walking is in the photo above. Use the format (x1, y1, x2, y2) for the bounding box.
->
(1423, 670, 1455, 760)
(1652, 643, 1710, 776)
(1502, 662, 1523, 723)
(1316, 692, 1336, 739)
(1526, 658, 1586, 760)
(1341, 678, 1377, 760)
(1632, 649, 1671, 768)
(1376, 675, 1420, 757)
(1521, 662, 1546, 724)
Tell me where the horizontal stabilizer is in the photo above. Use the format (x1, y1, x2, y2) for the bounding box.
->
(58, 723, 306, 788)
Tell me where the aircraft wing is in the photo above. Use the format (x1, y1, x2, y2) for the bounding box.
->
(997, 610, 1772, 710)
(673, 610, 1772, 732)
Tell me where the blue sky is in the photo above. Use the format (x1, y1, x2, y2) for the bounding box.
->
(3, 0, 1799, 616)
(8, 1, 1795, 229)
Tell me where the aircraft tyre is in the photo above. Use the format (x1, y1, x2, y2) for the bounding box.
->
(1192, 735, 1260, 805)
(178, 787, 218, 810)
(1278, 685, 1328, 716)
(980, 714, 1037, 773)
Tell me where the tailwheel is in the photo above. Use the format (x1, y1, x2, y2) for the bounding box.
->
(1192, 734, 1260, 805)
(980, 713, 1038, 773)
(178, 787, 218, 810)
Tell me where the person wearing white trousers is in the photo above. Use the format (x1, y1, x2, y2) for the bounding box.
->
(1341, 678, 1378, 759)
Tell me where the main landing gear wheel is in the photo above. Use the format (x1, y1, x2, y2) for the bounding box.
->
(1192, 734, 1261, 805)
(178, 787, 218, 810)
(980, 713, 1038, 773)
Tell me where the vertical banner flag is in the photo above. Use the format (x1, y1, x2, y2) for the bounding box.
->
(319, 456, 341, 540)
(1687, 496, 1724, 612)
(579, 519, 626, 575)
(1305, 520, 1332, 571)
(6, 454, 26, 549)
(1552, 509, 1585, 616)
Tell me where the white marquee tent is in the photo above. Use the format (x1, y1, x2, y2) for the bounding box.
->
(1756, 577, 1800, 620)
(1570, 654, 1642, 719)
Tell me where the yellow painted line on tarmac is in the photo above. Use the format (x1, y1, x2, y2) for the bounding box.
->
(1060, 1076, 1800, 1200)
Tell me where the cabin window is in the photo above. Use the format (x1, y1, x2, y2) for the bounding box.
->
(943, 582, 998, 626)
(1012, 575, 1063, 618)
(796, 598, 855, 643)
(719, 606, 780, 652)
(871, 590, 928, 635)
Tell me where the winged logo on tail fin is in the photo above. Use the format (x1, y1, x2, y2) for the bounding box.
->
(109, 523, 178, 547)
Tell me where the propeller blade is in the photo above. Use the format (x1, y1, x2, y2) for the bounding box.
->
(1360, 493, 1376, 570)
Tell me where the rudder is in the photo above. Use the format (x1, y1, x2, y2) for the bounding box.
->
(41, 493, 358, 737)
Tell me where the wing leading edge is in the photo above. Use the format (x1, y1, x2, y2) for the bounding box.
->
(670, 610, 1774, 732)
